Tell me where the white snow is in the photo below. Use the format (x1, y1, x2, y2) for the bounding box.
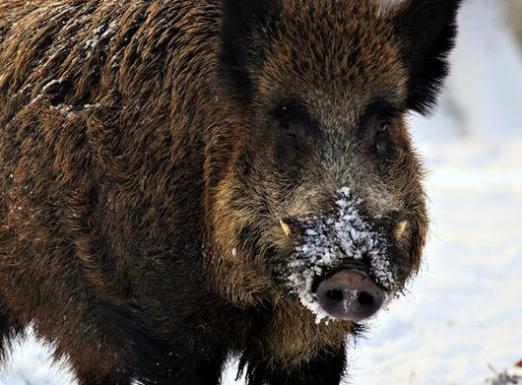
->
(1, 0, 521, 384)
(41, 79, 61, 93)
(0, 330, 75, 385)
(84, 21, 118, 54)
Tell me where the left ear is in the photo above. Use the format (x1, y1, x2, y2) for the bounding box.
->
(392, 0, 462, 114)
(218, 0, 279, 100)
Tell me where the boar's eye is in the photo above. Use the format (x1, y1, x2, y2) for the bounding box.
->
(272, 103, 316, 167)
(374, 118, 394, 155)
(377, 119, 392, 133)
(276, 121, 299, 164)
(360, 101, 399, 154)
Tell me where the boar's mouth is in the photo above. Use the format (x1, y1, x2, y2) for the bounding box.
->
(278, 187, 398, 323)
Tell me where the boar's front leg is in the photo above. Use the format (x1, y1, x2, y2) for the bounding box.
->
(75, 373, 132, 385)
(167, 351, 225, 385)
(244, 346, 346, 385)
(76, 352, 224, 385)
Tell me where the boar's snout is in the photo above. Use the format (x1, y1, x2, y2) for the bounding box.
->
(316, 270, 384, 322)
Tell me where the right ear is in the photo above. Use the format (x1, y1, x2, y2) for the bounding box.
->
(219, 0, 279, 99)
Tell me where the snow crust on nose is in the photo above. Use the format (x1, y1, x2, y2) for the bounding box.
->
(286, 187, 395, 323)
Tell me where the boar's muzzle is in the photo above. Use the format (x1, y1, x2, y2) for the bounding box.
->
(279, 187, 397, 323)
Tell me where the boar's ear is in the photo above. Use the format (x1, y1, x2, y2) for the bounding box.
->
(219, 0, 279, 100)
(392, 0, 462, 114)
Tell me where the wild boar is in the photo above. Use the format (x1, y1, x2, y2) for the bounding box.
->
(0, 0, 461, 384)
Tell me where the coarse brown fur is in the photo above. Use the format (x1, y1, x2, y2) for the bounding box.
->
(0, 1, 461, 384)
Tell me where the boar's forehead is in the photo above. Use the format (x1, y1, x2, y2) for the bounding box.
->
(255, 0, 408, 124)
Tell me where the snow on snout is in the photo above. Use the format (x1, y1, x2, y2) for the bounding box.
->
(287, 187, 395, 323)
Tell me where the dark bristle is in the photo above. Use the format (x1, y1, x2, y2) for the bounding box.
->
(394, 0, 463, 115)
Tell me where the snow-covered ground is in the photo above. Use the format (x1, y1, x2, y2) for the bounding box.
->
(1, 0, 521, 384)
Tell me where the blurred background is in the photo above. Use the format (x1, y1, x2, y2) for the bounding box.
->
(1, 0, 521, 384)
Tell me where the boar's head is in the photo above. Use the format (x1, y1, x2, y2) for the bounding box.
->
(207, 0, 460, 322)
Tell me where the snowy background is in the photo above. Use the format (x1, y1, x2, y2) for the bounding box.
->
(1, 0, 521, 384)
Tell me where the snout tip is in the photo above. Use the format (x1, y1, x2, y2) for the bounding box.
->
(316, 270, 385, 322)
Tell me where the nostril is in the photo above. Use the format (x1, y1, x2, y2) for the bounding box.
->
(325, 289, 343, 303)
(357, 291, 374, 307)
